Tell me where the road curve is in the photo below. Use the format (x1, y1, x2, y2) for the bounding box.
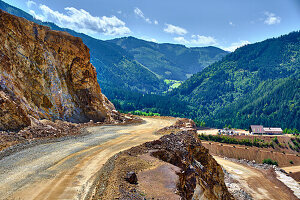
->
(0, 117, 176, 200)
(213, 156, 299, 200)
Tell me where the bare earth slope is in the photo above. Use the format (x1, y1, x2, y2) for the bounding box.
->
(0, 117, 176, 200)
(0, 10, 116, 131)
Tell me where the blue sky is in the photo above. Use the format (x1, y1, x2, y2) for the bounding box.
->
(4, 0, 300, 51)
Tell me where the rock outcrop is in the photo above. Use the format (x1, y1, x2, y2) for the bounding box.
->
(0, 10, 117, 130)
(91, 119, 233, 200)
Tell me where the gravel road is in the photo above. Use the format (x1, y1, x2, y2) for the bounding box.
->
(214, 156, 300, 200)
(0, 117, 176, 200)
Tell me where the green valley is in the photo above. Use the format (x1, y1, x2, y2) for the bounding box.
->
(171, 31, 300, 129)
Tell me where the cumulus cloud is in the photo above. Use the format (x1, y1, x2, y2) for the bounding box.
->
(141, 36, 158, 43)
(174, 37, 189, 44)
(191, 35, 217, 45)
(164, 24, 187, 35)
(29, 10, 45, 21)
(26, 0, 36, 8)
(223, 40, 250, 52)
(229, 21, 234, 26)
(30, 4, 130, 36)
(174, 35, 217, 46)
(264, 12, 281, 25)
(150, 38, 157, 42)
(154, 20, 158, 25)
(134, 7, 152, 24)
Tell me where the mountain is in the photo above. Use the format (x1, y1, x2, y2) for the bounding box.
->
(0, 0, 166, 94)
(0, 10, 118, 130)
(109, 36, 228, 81)
(171, 31, 300, 129)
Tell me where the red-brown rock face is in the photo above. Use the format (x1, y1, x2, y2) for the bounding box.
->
(0, 10, 116, 130)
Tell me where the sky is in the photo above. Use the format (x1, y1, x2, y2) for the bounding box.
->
(4, 0, 300, 51)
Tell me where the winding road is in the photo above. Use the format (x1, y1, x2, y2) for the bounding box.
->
(0, 117, 176, 200)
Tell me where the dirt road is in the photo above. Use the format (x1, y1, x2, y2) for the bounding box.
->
(214, 156, 299, 200)
(0, 117, 176, 200)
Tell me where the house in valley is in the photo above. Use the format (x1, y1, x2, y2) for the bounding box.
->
(249, 125, 283, 135)
(249, 125, 265, 134)
(263, 127, 283, 135)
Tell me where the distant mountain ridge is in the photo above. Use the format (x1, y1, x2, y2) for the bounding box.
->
(172, 31, 300, 129)
(109, 36, 228, 81)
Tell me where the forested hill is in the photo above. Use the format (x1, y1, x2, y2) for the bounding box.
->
(172, 31, 300, 129)
(0, 0, 166, 94)
(109, 37, 228, 81)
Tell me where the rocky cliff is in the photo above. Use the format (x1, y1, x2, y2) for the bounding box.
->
(0, 10, 116, 131)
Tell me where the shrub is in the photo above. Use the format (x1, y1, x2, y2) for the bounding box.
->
(290, 160, 294, 164)
(263, 158, 278, 166)
(273, 136, 279, 144)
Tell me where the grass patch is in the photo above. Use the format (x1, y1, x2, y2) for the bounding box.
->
(164, 79, 183, 91)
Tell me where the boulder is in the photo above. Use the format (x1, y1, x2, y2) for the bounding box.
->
(125, 171, 138, 184)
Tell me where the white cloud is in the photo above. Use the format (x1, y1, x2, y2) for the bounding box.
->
(29, 10, 45, 21)
(30, 5, 130, 36)
(26, 0, 36, 8)
(229, 21, 234, 26)
(264, 12, 281, 25)
(141, 36, 158, 43)
(174, 35, 217, 46)
(174, 36, 189, 44)
(164, 24, 187, 35)
(191, 35, 217, 45)
(134, 7, 143, 17)
(134, 7, 152, 24)
(117, 10, 122, 14)
(223, 40, 250, 52)
(154, 20, 158, 25)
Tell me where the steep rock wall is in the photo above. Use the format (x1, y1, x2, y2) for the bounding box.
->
(0, 10, 116, 130)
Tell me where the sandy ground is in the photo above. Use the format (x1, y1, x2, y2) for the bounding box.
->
(197, 129, 219, 135)
(214, 156, 299, 200)
(0, 117, 176, 200)
(282, 165, 300, 173)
